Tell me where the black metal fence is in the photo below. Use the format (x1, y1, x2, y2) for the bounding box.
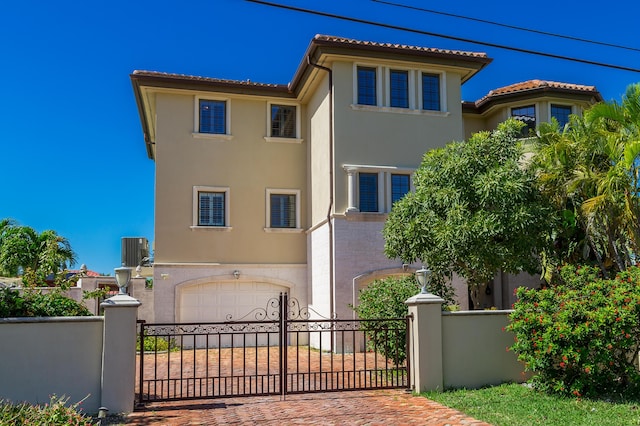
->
(136, 294, 410, 403)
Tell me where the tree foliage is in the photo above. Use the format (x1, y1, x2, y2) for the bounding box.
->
(0, 218, 76, 280)
(383, 119, 552, 307)
(532, 83, 640, 278)
(0, 286, 91, 317)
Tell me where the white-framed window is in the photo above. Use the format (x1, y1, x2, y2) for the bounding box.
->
(344, 165, 414, 214)
(389, 69, 410, 109)
(265, 101, 302, 143)
(192, 186, 231, 230)
(550, 104, 573, 129)
(420, 72, 442, 111)
(353, 64, 447, 114)
(265, 188, 301, 231)
(511, 104, 537, 137)
(356, 66, 379, 106)
(193, 96, 232, 140)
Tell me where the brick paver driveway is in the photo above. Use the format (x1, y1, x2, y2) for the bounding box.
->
(125, 389, 490, 425)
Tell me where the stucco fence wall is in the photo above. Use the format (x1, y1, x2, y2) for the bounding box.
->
(0, 295, 140, 415)
(407, 293, 528, 392)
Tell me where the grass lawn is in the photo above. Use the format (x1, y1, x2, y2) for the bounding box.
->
(424, 383, 640, 426)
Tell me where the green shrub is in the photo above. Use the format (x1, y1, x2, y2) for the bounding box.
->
(0, 395, 93, 426)
(0, 287, 91, 318)
(507, 264, 640, 397)
(137, 335, 180, 352)
(352, 275, 455, 364)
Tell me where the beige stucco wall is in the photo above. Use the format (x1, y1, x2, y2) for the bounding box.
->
(330, 61, 466, 214)
(441, 310, 529, 389)
(0, 317, 104, 412)
(153, 92, 307, 265)
(307, 73, 332, 227)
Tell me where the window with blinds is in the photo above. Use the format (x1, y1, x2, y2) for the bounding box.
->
(270, 193, 296, 228)
(270, 104, 297, 138)
(199, 99, 226, 134)
(198, 191, 226, 226)
(391, 174, 410, 204)
(359, 173, 379, 212)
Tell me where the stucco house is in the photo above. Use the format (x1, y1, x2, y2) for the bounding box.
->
(131, 34, 602, 323)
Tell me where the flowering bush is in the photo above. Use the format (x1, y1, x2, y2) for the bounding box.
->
(508, 264, 640, 397)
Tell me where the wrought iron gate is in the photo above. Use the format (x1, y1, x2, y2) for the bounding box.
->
(137, 294, 410, 403)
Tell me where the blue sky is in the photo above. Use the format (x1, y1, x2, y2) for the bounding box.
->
(1, 0, 639, 275)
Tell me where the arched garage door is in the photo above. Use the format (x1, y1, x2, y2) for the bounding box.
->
(178, 280, 288, 324)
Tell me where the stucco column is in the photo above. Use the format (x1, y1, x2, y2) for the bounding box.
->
(100, 294, 141, 414)
(345, 167, 358, 212)
(405, 292, 444, 392)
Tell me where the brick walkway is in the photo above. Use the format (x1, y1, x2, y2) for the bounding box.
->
(125, 389, 491, 425)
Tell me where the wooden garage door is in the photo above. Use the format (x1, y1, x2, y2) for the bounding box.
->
(178, 280, 287, 323)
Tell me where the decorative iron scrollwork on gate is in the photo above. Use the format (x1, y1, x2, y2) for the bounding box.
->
(224, 292, 336, 322)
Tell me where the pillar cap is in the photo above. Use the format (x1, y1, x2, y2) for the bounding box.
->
(405, 292, 444, 306)
(101, 294, 141, 308)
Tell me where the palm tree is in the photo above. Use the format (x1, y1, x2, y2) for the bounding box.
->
(0, 222, 76, 279)
(532, 84, 640, 278)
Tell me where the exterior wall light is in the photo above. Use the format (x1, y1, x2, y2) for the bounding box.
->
(415, 266, 432, 294)
(233, 270, 240, 279)
(115, 265, 132, 295)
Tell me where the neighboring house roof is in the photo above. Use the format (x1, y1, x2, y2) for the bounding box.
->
(463, 79, 603, 114)
(67, 269, 101, 277)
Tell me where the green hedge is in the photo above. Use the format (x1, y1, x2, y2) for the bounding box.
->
(0, 287, 91, 317)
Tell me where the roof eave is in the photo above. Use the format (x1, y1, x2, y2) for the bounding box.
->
(290, 36, 492, 94)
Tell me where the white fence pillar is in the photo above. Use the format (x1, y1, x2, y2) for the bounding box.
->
(100, 294, 141, 414)
(406, 292, 444, 392)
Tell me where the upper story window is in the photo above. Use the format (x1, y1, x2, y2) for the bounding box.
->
(551, 104, 572, 129)
(359, 173, 379, 212)
(344, 165, 414, 214)
(511, 105, 536, 137)
(391, 174, 410, 204)
(199, 99, 226, 134)
(421, 73, 441, 111)
(265, 102, 302, 143)
(270, 104, 297, 138)
(265, 189, 301, 231)
(193, 96, 232, 140)
(192, 186, 231, 230)
(390, 70, 409, 108)
(353, 65, 447, 114)
(357, 66, 377, 106)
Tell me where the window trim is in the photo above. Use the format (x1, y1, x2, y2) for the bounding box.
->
(265, 188, 302, 232)
(193, 95, 233, 140)
(265, 101, 303, 144)
(191, 186, 232, 231)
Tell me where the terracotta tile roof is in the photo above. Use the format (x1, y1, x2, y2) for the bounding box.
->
(131, 70, 288, 90)
(475, 79, 601, 106)
(312, 34, 489, 59)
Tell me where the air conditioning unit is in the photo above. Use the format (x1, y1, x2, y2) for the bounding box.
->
(121, 237, 150, 267)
